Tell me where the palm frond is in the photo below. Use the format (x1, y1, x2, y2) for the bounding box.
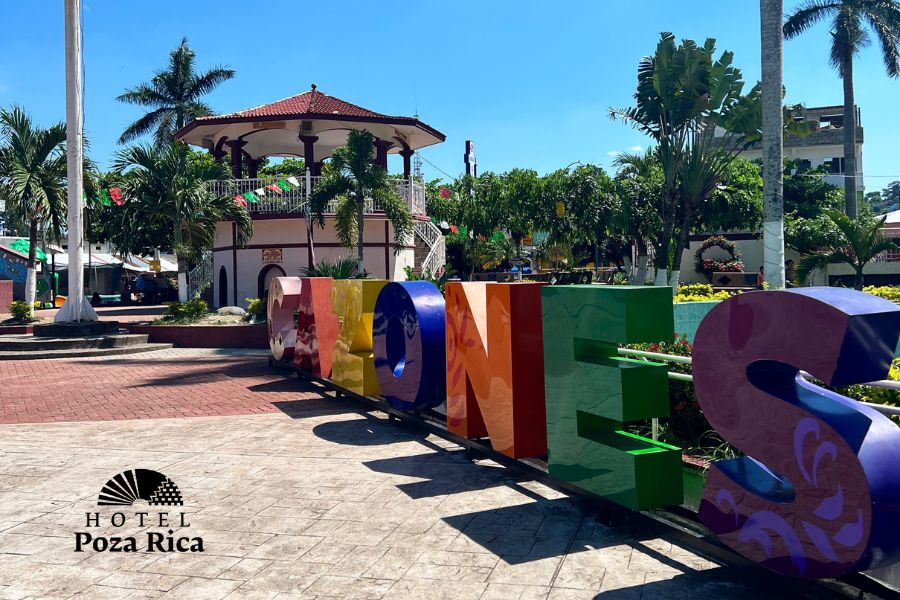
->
(333, 195, 359, 249)
(783, 0, 842, 39)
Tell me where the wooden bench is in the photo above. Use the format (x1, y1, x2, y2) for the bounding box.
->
(711, 271, 757, 292)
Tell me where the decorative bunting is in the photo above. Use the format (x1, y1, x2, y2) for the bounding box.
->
(266, 184, 283, 195)
(233, 195, 248, 208)
(242, 192, 258, 203)
(254, 187, 267, 197)
(286, 176, 300, 187)
(99, 189, 112, 206)
(109, 187, 124, 206)
(276, 181, 292, 192)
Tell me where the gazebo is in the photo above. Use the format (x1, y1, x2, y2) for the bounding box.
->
(174, 87, 447, 308)
(175, 84, 444, 179)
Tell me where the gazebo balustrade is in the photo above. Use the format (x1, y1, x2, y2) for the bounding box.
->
(207, 176, 426, 216)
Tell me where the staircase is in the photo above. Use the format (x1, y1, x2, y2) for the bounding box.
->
(188, 252, 213, 299)
(413, 220, 446, 277)
(0, 333, 172, 360)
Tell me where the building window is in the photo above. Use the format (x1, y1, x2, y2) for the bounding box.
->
(820, 114, 844, 129)
(828, 157, 845, 174)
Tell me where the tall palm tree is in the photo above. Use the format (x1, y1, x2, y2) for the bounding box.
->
(784, 0, 900, 218)
(117, 37, 235, 147)
(795, 210, 897, 288)
(308, 130, 413, 275)
(0, 106, 67, 310)
(112, 142, 252, 301)
(763, 0, 787, 288)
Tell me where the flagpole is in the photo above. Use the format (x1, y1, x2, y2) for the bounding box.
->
(56, 0, 97, 322)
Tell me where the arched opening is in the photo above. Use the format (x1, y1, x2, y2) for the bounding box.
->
(218, 266, 228, 307)
(257, 264, 286, 302)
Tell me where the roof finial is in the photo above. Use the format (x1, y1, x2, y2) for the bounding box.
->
(310, 83, 317, 92)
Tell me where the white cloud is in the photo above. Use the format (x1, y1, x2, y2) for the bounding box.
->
(628, 145, 643, 153)
(0, 82, 8, 93)
(607, 150, 621, 157)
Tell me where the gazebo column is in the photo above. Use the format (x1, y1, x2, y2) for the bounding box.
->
(400, 148, 414, 179)
(312, 161, 323, 177)
(247, 157, 260, 179)
(299, 135, 318, 175)
(374, 139, 393, 171)
(225, 140, 247, 179)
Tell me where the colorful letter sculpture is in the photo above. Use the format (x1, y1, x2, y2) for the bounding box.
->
(331, 279, 388, 396)
(372, 281, 446, 411)
(267, 277, 302, 361)
(541, 285, 682, 510)
(693, 288, 900, 578)
(445, 282, 547, 458)
(294, 277, 339, 378)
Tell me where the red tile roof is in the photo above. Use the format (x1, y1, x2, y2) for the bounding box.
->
(197, 89, 417, 123)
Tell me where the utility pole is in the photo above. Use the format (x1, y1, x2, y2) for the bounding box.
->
(56, 0, 97, 322)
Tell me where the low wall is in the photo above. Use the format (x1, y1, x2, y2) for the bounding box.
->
(124, 323, 268, 348)
(0, 324, 32, 335)
(673, 301, 719, 342)
(0, 280, 12, 313)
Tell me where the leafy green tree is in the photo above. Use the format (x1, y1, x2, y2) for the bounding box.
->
(613, 152, 664, 284)
(117, 37, 235, 146)
(111, 142, 252, 300)
(784, 0, 900, 217)
(498, 168, 542, 258)
(0, 106, 67, 308)
(258, 158, 306, 178)
(866, 181, 900, 214)
(693, 158, 763, 233)
(308, 130, 413, 275)
(796, 210, 898, 289)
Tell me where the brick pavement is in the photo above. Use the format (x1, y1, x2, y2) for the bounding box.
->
(0, 349, 316, 424)
(0, 408, 823, 599)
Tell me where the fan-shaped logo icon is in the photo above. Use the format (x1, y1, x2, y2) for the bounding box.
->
(97, 469, 183, 506)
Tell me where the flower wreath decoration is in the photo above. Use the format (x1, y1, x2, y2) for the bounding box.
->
(693, 235, 744, 279)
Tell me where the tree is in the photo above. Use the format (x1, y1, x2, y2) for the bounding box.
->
(117, 37, 235, 146)
(795, 210, 897, 289)
(448, 172, 504, 279)
(613, 152, 664, 284)
(693, 158, 764, 233)
(0, 106, 67, 310)
(866, 180, 900, 213)
(258, 158, 306, 178)
(111, 142, 252, 301)
(498, 168, 542, 258)
(784, 0, 900, 218)
(308, 130, 413, 275)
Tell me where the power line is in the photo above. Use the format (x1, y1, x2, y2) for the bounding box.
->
(416, 152, 456, 181)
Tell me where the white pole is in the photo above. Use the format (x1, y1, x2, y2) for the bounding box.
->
(56, 0, 97, 322)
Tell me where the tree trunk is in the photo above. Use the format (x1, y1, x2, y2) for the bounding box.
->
(357, 190, 365, 277)
(24, 218, 38, 313)
(842, 51, 858, 218)
(637, 240, 649, 286)
(654, 193, 676, 286)
(761, 0, 786, 289)
(177, 254, 189, 302)
(855, 264, 865, 291)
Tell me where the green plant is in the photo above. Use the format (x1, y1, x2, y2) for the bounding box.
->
(117, 37, 235, 146)
(612, 271, 629, 285)
(0, 106, 67, 307)
(7, 300, 33, 322)
(403, 265, 456, 295)
(841, 358, 900, 424)
(301, 256, 368, 279)
(795, 210, 898, 290)
(863, 285, 900, 303)
(674, 282, 732, 303)
(308, 129, 413, 275)
(244, 297, 265, 323)
(162, 298, 207, 323)
(693, 235, 744, 279)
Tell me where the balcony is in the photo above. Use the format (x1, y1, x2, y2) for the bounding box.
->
(207, 177, 427, 217)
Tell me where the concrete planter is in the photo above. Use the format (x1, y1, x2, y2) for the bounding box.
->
(0, 324, 33, 335)
(673, 301, 720, 342)
(123, 323, 268, 349)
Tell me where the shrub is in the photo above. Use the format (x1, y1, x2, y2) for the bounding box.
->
(244, 297, 266, 323)
(674, 283, 732, 303)
(842, 358, 900, 423)
(863, 286, 900, 303)
(8, 300, 33, 322)
(301, 256, 368, 279)
(162, 299, 207, 323)
(612, 271, 629, 285)
(403, 265, 456, 295)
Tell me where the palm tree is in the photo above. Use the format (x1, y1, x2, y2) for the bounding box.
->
(795, 210, 897, 289)
(784, 0, 900, 218)
(613, 151, 664, 285)
(112, 142, 252, 301)
(763, 0, 787, 288)
(308, 130, 413, 275)
(0, 106, 67, 310)
(117, 37, 235, 146)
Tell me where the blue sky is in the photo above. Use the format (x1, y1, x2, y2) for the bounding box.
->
(1, 1, 898, 192)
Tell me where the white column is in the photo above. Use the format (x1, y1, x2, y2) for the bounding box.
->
(56, 0, 97, 322)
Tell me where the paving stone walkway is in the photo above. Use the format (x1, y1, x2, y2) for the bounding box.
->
(0, 349, 857, 598)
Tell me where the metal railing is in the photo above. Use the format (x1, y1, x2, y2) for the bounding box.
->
(617, 347, 900, 417)
(208, 176, 427, 217)
(415, 220, 446, 276)
(187, 251, 212, 299)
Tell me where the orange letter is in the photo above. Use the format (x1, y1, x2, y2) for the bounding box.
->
(267, 277, 302, 362)
(445, 282, 546, 458)
(294, 277, 339, 378)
